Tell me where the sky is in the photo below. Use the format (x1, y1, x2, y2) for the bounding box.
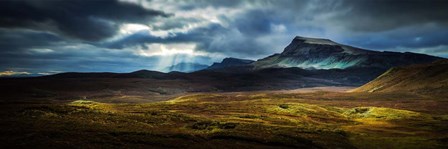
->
(1, 0, 447, 75)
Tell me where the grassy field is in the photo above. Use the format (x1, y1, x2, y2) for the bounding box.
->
(0, 89, 447, 148)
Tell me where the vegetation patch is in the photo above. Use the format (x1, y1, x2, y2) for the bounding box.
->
(68, 100, 115, 113)
(279, 104, 289, 109)
(189, 121, 238, 131)
(343, 107, 426, 120)
(167, 94, 220, 103)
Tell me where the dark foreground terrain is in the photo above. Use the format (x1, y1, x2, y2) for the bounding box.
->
(1, 87, 447, 148)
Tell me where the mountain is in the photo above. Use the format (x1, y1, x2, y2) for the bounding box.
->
(163, 62, 209, 73)
(207, 57, 254, 70)
(351, 60, 448, 96)
(253, 36, 443, 70)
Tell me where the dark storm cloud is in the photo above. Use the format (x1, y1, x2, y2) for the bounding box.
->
(0, 0, 170, 41)
(0, 39, 160, 73)
(195, 9, 294, 57)
(0, 29, 63, 52)
(104, 9, 292, 57)
(234, 9, 281, 36)
(335, 0, 448, 32)
(341, 26, 448, 50)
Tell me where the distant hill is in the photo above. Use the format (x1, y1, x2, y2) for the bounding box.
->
(207, 57, 254, 70)
(253, 36, 443, 70)
(351, 60, 448, 96)
(163, 63, 208, 73)
(117, 70, 170, 79)
(44, 72, 119, 78)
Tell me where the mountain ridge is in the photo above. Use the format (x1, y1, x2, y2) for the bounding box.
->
(252, 36, 443, 70)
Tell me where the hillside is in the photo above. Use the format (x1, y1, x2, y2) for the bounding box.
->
(351, 60, 448, 96)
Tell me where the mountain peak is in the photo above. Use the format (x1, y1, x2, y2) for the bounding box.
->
(293, 36, 337, 45)
(282, 36, 360, 57)
(221, 57, 254, 64)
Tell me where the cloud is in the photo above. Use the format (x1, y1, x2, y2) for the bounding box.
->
(0, 0, 170, 41)
(0, 71, 30, 76)
(333, 0, 448, 32)
(338, 24, 448, 51)
(0, 29, 64, 52)
(0, 29, 216, 73)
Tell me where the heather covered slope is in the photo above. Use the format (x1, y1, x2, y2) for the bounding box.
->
(351, 60, 448, 96)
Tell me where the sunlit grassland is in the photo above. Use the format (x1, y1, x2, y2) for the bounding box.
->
(1, 92, 447, 148)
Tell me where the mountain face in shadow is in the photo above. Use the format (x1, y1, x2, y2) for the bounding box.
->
(252, 36, 443, 70)
(351, 60, 448, 97)
(163, 63, 209, 73)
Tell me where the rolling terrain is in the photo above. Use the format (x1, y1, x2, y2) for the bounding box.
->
(352, 60, 448, 97)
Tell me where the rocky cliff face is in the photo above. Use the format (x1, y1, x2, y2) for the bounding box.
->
(253, 36, 443, 70)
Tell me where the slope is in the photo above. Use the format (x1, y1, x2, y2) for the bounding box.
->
(351, 60, 448, 96)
